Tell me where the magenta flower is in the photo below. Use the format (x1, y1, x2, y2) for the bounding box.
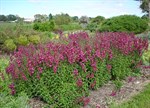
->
(38, 67, 43, 74)
(83, 97, 90, 106)
(76, 78, 83, 87)
(107, 64, 112, 71)
(73, 69, 78, 76)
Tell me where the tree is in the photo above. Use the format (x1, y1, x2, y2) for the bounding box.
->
(34, 14, 48, 22)
(79, 16, 89, 24)
(49, 13, 53, 21)
(0, 15, 7, 21)
(72, 16, 78, 22)
(54, 13, 71, 25)
(135, 0, 150, 18)
(91, 16, 105, 24)
(79, 16, 89, 28)
(7, 14, 17, 21)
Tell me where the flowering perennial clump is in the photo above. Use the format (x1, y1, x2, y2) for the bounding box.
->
(6, 32, 148, 107)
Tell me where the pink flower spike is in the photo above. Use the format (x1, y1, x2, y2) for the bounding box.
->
(73, 69, 78, 76)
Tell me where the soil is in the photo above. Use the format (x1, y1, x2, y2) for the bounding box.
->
(28, 67, 150, 108)
(84, 67, 150, 108)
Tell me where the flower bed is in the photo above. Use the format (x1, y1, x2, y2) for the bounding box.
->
(6, 32, 148, 107)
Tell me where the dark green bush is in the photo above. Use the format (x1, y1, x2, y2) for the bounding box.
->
(99, 15, 148, 34)
(86, 23, 97, 32)
(91, 16, 105, 24)
(33, 21, 55, 32)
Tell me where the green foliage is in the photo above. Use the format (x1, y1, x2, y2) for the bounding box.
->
(54, 13, 71, 25)
(17, 35, 29, 46)
(139, 0, 149, 13)
(0, 58, 30, 108)
(13, 62, 85, 107)
(71, 16, 79, 22)
(0, 31, 8, 44)
(0, 92, 30, 108)
(86, 23, 97, 32)
(99, 15, 148, 34)
(59, 23, 82, 31)
(33, 22, 39, 30)
(34, 14, 48, 22)
(49, 13, 53, 21)
(113, 79, 123, 90)
(6, 32, 147, 107)
(109, 53, 133, 80)
(33, 21, 55, 32)
(0, 58, 10, 94)
(4, 39, 16, 51)
(28, 35, 40, 44)
(91, 16, 105, 24)
(142, 50, 150, 65)
(0, 15, 7, 21)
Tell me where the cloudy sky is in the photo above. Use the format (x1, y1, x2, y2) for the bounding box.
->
(0, 0, 144, 18)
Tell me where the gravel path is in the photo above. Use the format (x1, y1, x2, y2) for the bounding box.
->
(84, 68, 150, 108)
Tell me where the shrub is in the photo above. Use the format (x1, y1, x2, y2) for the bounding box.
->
(142, 50, 150, 65)
(17, 35, 29, 46)
(99, 15, 148, 34)
(33, 22, 39, 30)
(6, 32, 148, 107)
(54, 13, 71, 25)
(0, 92, 30, 108)
(91, 16, 105, 24)
(86, 23, 97, 32)
(0, 58, 10, 94)
(4, 39, 16, 51)
(33, 21, 55, 32)
(28, 35, 40, 44)
(59, 23, 82, 31)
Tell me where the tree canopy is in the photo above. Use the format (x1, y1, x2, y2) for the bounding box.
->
(0, 14, 17, 21)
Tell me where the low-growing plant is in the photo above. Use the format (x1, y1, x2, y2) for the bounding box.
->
(17, 35, 29, 46)
(0, 58, 10, 94)
(6, 32, 148, 107)
(0, 92, 30, 108)
(4, 39, 16, 51)
(142, 50, 150, 65)
(28, 35, 40, 44)
(58, 23, 82, 31)
(113, 79, 123, 90)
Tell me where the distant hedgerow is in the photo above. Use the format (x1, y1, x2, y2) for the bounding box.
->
(99, 15, 148, 34)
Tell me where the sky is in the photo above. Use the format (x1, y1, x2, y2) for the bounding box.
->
(0, 0, 145, 19)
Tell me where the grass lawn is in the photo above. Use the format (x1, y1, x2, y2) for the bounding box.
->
(110, 83, 150, 108)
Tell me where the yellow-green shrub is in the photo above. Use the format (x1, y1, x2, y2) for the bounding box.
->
(17, 35, 29, 46)
(142, 50, 150, 65)
(28, 35, 40, 44)
(4, 39, 16, 51)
